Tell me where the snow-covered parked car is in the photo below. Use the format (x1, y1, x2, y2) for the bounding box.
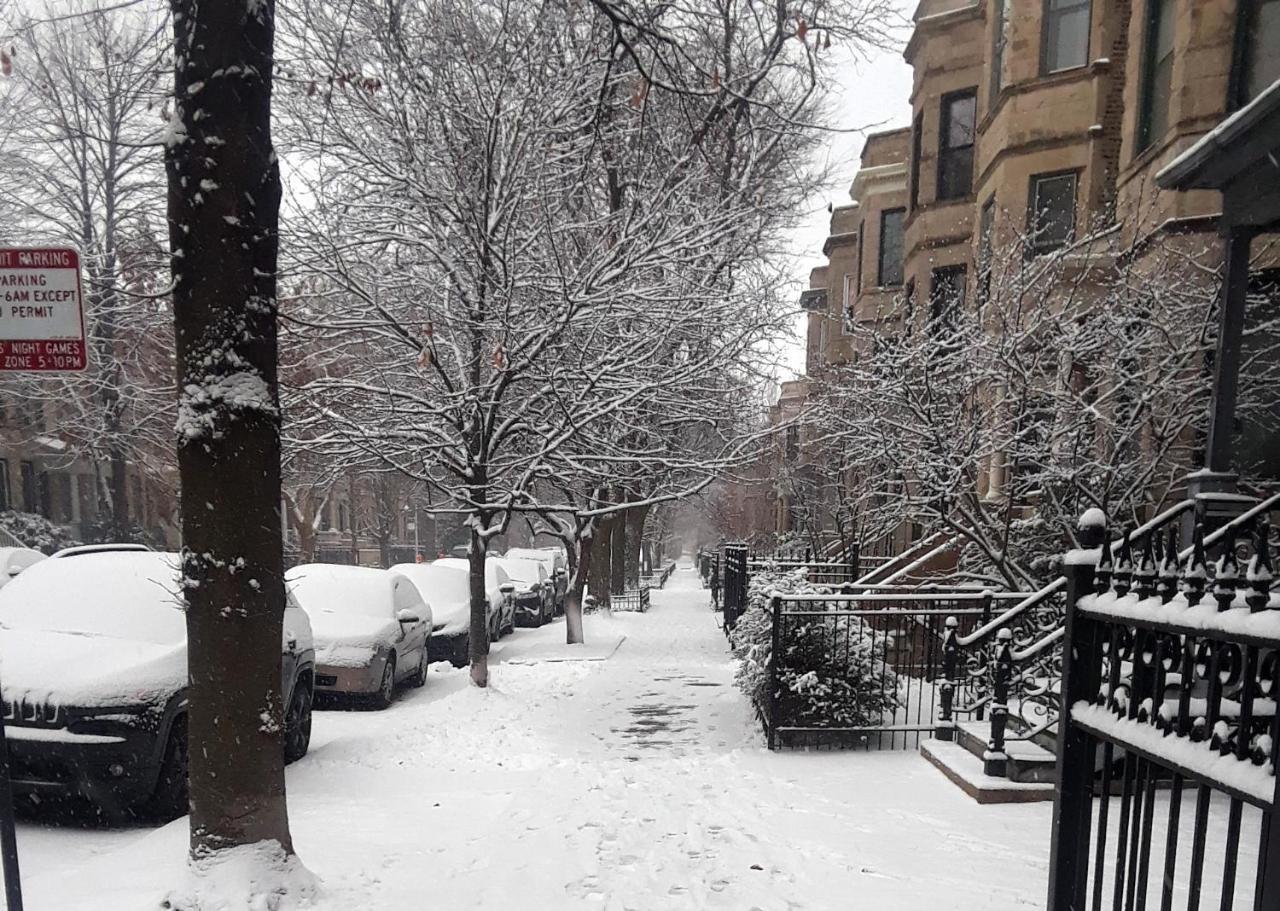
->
(0, 549, 315, 818)
(0, 547, 45, 589)
(433, 557, 516, 639)
(493, 557, 553, 627)
(285, 564, 432, 709)
(505, 547, 568, 614)
(392, 558, 514, 664)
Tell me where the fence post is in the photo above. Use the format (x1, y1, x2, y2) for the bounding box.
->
(937, 616, 959, 742)
(1047, 512, 1105, 911)
(767, 594, 782, 751)
(974, 592, 993, 723)
(984, 628, 1012, 777)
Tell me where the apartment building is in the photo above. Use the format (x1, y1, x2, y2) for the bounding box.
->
(772, 0, 1280, 550)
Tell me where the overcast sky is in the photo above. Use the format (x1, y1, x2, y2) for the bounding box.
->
(779, 7, 915, 381)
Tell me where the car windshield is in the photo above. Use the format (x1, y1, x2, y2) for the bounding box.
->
(0, 551, 186, 645)
(390, 563, 469, 605)
(286, 566, 393, 619)
(496, 559, 541, 585)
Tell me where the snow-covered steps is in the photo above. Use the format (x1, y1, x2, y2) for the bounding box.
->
(953, 720, 1058, 784)
(920, 738, 1057, 804)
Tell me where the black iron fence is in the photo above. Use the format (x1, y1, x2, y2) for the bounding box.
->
(721, 544, 749, 633)
(1048, 516, 1280, 911)
(754, 590, 1032, 750)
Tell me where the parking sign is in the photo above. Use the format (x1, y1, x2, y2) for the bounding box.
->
(0, 247, 87, 372)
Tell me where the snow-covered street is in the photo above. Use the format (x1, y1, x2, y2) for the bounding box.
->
(16, 565, 1054, 909)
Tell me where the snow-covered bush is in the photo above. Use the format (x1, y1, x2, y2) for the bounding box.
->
(0, 511, 80, 554)
(731, 568, 900, 731)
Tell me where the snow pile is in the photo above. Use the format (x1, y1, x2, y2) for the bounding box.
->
(729, 568, 901, 730)
(163, 840, 319, 911)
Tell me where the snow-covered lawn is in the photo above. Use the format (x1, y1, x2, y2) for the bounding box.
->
(15, 565, 1057, 909)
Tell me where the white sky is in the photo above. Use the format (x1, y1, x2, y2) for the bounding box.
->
(779, 7, 916, 381)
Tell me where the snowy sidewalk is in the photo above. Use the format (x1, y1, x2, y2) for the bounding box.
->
(16, 564, 1053, 909)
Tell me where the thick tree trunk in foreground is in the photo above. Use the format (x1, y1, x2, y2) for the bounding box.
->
(565, 529, 593, 645)
(168, 0, 293, 859)
(467, 527, 491, 686)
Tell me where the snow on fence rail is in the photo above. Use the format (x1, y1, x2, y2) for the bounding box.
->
(1049, 514, 1280, 911)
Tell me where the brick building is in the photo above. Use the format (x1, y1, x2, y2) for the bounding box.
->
(769, 0, 1280, 551)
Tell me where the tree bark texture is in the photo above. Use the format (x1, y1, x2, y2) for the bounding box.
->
(624, 504, 649, 588)
(167, 0, 292, 856)
(610, 509, 626, 596)
(565, 528, 593, 645)
(589, 515, 615, 608)
(467, 526, 491, 686)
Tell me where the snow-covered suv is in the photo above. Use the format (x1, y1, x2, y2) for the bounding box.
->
(0, 549, 315, 818)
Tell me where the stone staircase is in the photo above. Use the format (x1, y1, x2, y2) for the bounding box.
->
(919, 720, 1056, 804)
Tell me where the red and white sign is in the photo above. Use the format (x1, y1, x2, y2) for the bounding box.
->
(0, 247, 87, 372)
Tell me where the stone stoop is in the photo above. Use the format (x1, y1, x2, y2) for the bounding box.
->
(920, 720, 1057, 804)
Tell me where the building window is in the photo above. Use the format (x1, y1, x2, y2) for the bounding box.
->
(990, 0, 1012, 107)
(929, 265, 967, 332)
(937, 90, 976, 201)
(978, 196, 997, 308)
(19, 461, 37, 513)
(903, 278, 916, 335)
(878, 209, 906, 287)
(784, 425, 799, 462)
(77, 473, 96, 522)
(1027, 171, 1078, 253)
(909, 112, 923, 210)
(856, 228, 865, 295)
(1242, 0, 1280, 105)
(1042, 0, 1091, 74)
(0, 460, 9, 511)
(1139, 0, 1176, 152)
(842, 273, 855, 334)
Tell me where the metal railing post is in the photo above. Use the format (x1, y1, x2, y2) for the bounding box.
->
(936, 615, 958, 741)
(767, 594, 782, 751)
(984, 628, 1012, 777)
(1047, 514, 1105, 911)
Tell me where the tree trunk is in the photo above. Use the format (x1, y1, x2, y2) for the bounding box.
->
(624, 504, 649, 587)
(168, 0, 294, 861)
(589, 515, 614, 608)
(467, 527, 491, 687)
(109, 449, 129, 540)
(610, 509, 626, 596)
(565, 527, 593, 645)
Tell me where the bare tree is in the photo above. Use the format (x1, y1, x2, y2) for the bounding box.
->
(0, 2, 173, 540)
(165, 0, 310, 899)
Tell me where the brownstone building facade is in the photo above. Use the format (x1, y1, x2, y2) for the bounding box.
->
(773, 0, 1280, 549)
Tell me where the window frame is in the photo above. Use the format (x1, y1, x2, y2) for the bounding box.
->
(936, 89, 977, 202)
(929, 264, 968, 333)
(1026, 170, 1079, 254)
(1040, 0, 1092, 76)
(909, 112, 923, 210)
(1231, 0, 1280, 109)
(1138, 0, 1176, 153)
(877, 208, 906, 288)
(978, 196, 997, 309)
(990, 0, 1011, 108)
(842, 273, 855, 335)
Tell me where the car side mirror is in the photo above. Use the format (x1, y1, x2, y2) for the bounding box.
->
(555, 568, 567, 577)
(397, 609, 420, 624)
(499, 583, 516, 595)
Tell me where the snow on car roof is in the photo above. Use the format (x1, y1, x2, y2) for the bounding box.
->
(0, 550, 185, 645)
(285, 564, 400, 618)
(390, 562, 468, 604)
(433, 557, 511, 588)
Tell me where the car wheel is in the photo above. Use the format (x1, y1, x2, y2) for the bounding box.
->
(371, 653, 396, 709)
(147, 716, 189, 820)
(451, 634, 469, 668)
(284, 680, 312, 763)
(408, 644, 429, 688)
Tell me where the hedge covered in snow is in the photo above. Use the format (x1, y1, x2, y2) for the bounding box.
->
(0, 511, 80, 554)
(730, 568, 900, 732)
